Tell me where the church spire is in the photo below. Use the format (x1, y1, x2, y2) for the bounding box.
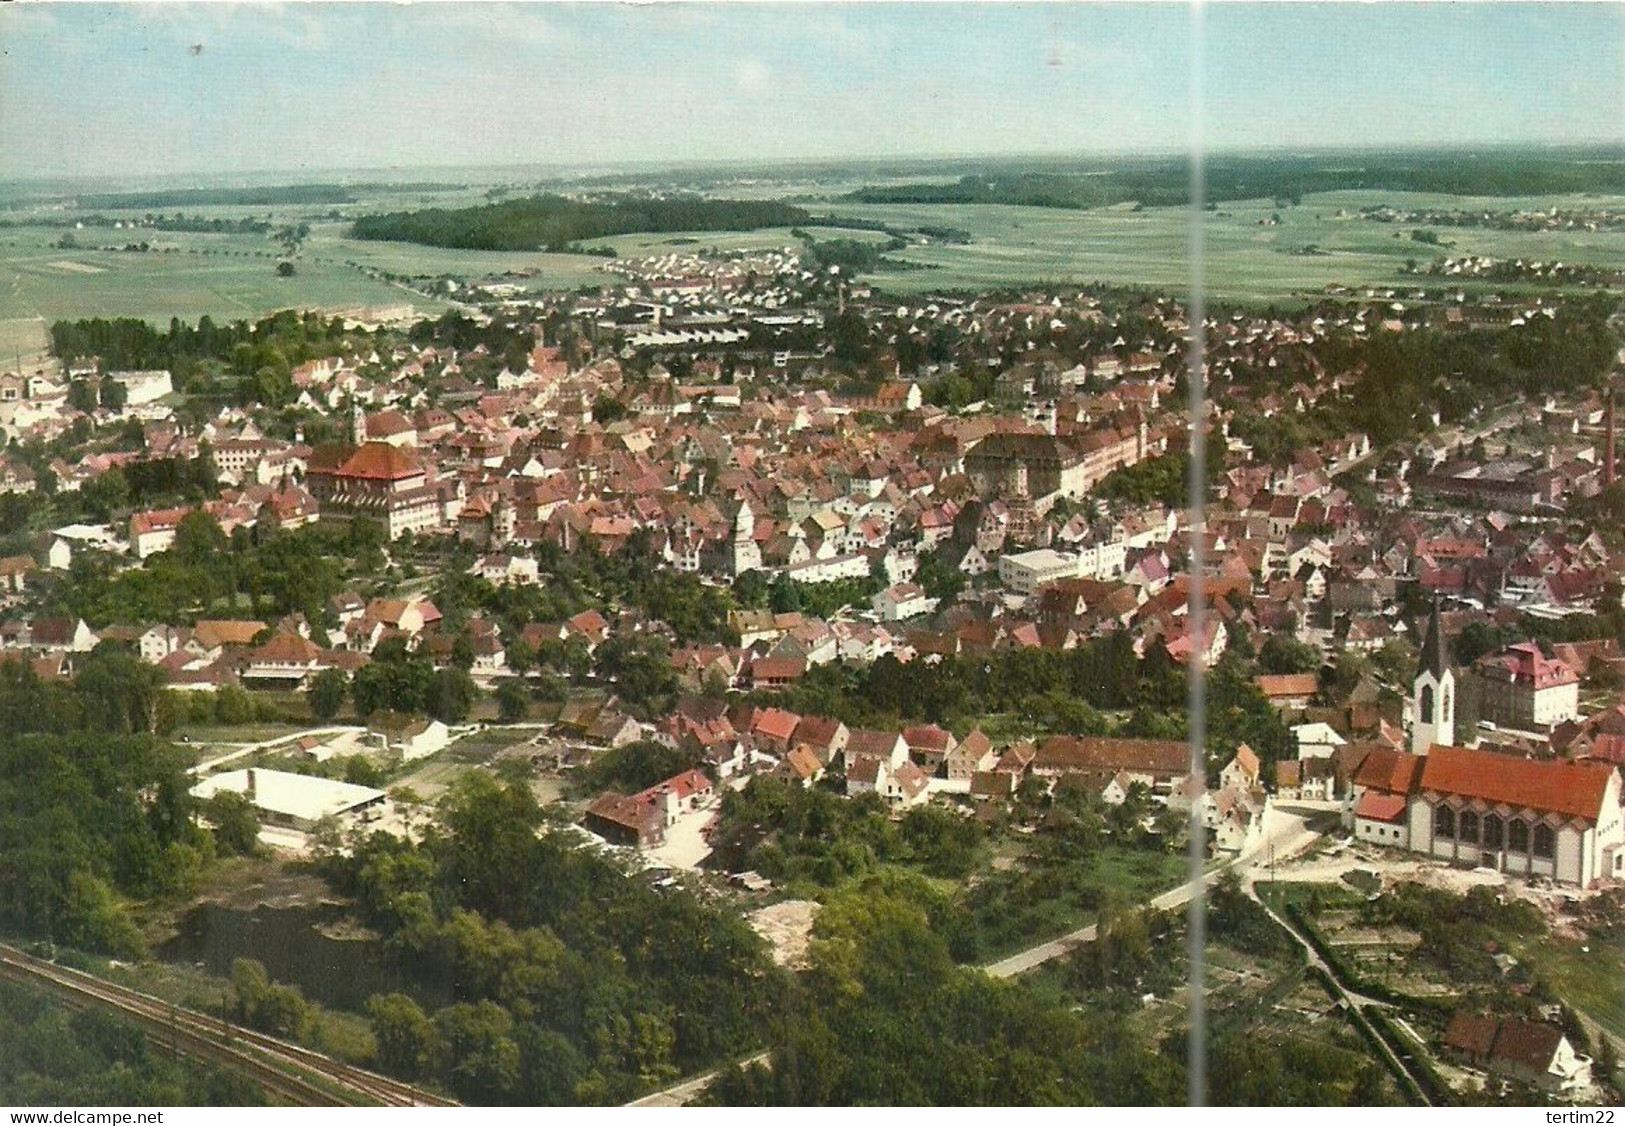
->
(1418, 597, 1450, 680)
(1411, 597, 1455, 754)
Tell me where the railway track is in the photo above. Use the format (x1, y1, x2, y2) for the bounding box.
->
(0, 944, 456, 1107)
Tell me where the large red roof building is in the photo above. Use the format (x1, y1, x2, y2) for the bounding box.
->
(306, 440, 445, 540)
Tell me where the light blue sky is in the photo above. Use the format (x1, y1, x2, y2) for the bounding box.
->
(1, 3, 1621, 182)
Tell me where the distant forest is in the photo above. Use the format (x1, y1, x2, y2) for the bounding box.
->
(846, 151, 1625, 210)
(66, 185, 362, 209)
(349, 195, 810, 251)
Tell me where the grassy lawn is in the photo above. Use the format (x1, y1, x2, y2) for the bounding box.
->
(970, 844, 1191, 961)
(173, 722, 320, 747)
(1518, 937, 1625, 1044)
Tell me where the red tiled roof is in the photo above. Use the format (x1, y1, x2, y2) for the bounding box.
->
(1255, 673, 1319, 699)
(1420, 745, 1615, 822)
(902, 724, 954, 753)
(336, 442, 423, 481)
(1352, 747, 1421, 795)
(637, 768, 712, 803)
(1034, 736, 1189, 777)
(1443, 1013, 1499, 1057)
(1354, 791, 1408, 823)
(846, 728, 904, 760)
(752, 707, 800, 742)
(750, 657, 806, 681)
(792, 715, 845, 749)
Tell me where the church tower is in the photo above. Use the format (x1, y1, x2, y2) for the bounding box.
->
(730, 496, 762, 577)
(1411, 600, 1454, 753)
(350, 400, 367, 447)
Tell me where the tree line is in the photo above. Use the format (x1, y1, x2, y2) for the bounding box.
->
(845, 149, 1625, 211)
(349, 194, 810, 253)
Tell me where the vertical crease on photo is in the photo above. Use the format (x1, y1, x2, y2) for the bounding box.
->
(1184, 0, 1208, 1108)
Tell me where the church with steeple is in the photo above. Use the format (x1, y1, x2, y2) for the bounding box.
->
(1410, 600, 1454, 753)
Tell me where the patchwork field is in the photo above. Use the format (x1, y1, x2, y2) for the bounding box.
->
(836, 190, 1625, 301)
(5, 185, 1625, 354)
(0, 223, 448, 361)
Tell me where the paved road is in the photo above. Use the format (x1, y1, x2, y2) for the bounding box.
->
(631, 804, 1338, 1106)
(983, 804, 1335, 978)
(188, 725, 367, 776)
(625, 1053, 769, 1107)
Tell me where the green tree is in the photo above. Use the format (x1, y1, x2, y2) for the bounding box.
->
(99, 378, 128, 413)
(173, 510, 227, 565)
(427, 667, 478, 724)
(307, 668, 349, 721)
(368, 992, 438, 1079)
(214, 683, 254, 726)
(494, 679, 529, 723)
(1258, 633, 1322, 676)
(205, 791, 260, 856)
(434, 1001, 519, 1103)
(67, 380, 100, 415)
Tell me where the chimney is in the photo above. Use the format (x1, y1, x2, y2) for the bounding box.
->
(1607, 388, 1617, 488)
(245, 768, 257, 801)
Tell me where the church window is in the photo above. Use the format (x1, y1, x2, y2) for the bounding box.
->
(1457, 811, 1479, 843)
(1434, 805, 1455, 838)
(1533, 823, 1555, 859)
(1419, 684, 1434, 724)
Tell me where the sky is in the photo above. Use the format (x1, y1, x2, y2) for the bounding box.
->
(1, 2, 1622, 182)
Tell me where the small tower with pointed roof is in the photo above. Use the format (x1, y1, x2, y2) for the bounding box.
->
(1411, 598, 1454, 753)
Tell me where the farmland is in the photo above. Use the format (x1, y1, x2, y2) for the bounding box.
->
(6, 172, 1625, 360)
(0, 222, 446, 362)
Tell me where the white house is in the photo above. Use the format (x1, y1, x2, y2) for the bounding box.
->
(872, 582, 930, 622)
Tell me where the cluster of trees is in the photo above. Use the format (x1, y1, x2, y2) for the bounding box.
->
(0, 654, 241, 956)
(49, 309, 373, 405)
(953, 784, 1186, 962)
(431, 533, 735, 652)
(706, 874, 1186, 1105)
(229, 957, 321, 1041)
(710, 777, 985, 885)
(1093, 447, 1227, 508)
(349, 194, 809, 253)
(733, 570, 881, 620)
(72, 185, 356, 209)
(572, 738, 699, 797)
(54, 516, 383, 629)
(66, 377, 127, 415)
(1232, 302, 1618, 460)
(792, 231, 909, 275)
(1357, 883, 1545, 989)
(0, 982, 266, 1105)
(341, 657, 479, 725)
(761, 639, 1292, 777)
(1208, 1030, 1398, 1106)
(317, 773, 778, 1104)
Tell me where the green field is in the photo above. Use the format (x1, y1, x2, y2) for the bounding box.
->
(837, 190, 1625, 301)
(0, 222, 448, 362)
(6, 185, 1625, 355)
